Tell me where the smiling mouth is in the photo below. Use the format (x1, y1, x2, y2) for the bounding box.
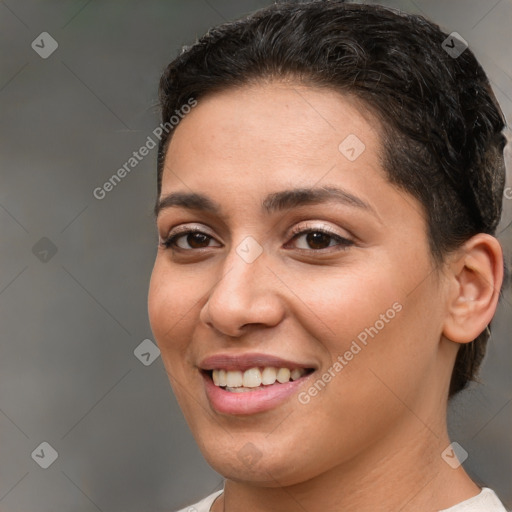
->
(203, 367, 315, 392)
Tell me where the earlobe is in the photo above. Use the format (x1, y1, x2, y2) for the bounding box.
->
(442, 234, 503, 344)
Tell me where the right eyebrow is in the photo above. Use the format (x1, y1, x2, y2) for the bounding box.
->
(154, 191, 220, 218)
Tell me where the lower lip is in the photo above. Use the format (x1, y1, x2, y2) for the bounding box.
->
(202, 371, 313, 415)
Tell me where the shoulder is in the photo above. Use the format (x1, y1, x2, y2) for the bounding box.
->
(439, 487, 509, 512)
(172, 487, 508, 512)
(173, 489, 224, 512)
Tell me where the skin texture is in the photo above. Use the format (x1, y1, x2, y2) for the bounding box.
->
(148, 82, 503, 511)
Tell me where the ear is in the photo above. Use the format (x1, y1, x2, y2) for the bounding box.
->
(442, 233, 503, 344)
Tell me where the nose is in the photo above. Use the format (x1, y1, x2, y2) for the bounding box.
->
(199, 244, 285, 338)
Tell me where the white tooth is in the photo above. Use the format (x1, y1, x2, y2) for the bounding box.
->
(243, 368, 262, 388)
(290, 368, 305, 381)
(261, 367, 277, 385)
(226, 370, 243, 387)
(214, 367, 304, 387)
(276, 367, 291, 383)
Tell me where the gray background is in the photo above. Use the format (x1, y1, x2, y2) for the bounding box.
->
(0, 1, 510, 510)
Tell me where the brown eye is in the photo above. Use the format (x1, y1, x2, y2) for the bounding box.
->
(161, 229, 219, 250)
(182, 233, 211, 249)
(289, 228, 354, 251)
(304, 231, 333, 250)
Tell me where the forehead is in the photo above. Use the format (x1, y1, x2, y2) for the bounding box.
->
(161, 82, 385, 197)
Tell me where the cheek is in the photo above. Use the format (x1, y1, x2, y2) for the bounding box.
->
(148, 261, 203, 415)
(148, 260, 198, 357)
(294, 264, 402, 345)
(296, 258, 437, 395)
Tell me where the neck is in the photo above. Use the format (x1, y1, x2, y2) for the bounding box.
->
(213, 415, 480, 512)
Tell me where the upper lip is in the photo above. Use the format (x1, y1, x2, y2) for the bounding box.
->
(198, 352, 317, 372)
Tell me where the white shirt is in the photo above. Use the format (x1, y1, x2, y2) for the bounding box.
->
(174, 487, 508, 512)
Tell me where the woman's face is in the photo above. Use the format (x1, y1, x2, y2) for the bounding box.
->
(148, 82, 454, 486)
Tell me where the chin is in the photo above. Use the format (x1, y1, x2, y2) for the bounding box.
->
(198, 433, 321, 488)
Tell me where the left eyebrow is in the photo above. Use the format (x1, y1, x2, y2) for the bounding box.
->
(261, 185, 376, 216)
(154, 185, 377, 219)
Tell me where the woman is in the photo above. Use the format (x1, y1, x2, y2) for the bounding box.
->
(148, 1, 509, 510)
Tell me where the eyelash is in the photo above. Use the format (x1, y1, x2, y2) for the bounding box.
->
(159, 224, 354, 253)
